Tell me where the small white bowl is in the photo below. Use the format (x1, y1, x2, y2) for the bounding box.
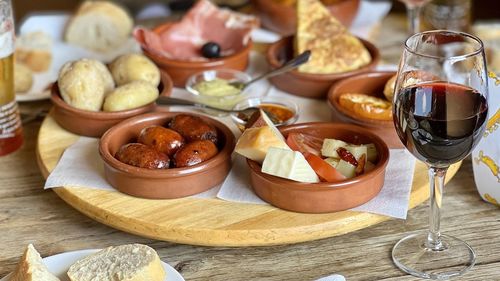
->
(230, 97, 299, 131)
(185, 69, 252, 112)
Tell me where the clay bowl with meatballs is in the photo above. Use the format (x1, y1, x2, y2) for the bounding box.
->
(247, 122, 389, 213)
(52, 64, 173, 138)
(252, 0, 360, 35)
(99, 112, 235, 199)
(138, 22, 253, 87)
(266, 36, 380, 98)
(327, 71, 404, 148)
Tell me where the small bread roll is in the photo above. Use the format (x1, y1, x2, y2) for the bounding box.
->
(14, 63, 33, 93)
(338, 93, 392, 121)
(15, 31, 52, 72)
(110, 54, 160, 87)
(103, 81, 159, 112)
(383, 74, 397, 102)
(65, 1, 133, 52)
(58, 59, 108, 111)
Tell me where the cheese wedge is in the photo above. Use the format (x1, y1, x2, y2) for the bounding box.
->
(262, 147, 320, 183)
(235, 110, 290, 163)
(295, 0, 371, 74)
(235, 126, 290, 163)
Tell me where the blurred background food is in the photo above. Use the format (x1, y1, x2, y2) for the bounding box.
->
(11, 0, 500, 23)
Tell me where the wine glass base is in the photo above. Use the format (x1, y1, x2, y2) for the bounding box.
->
(392, 232, 476, 280)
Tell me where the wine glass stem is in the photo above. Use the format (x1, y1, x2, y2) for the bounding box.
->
(426, 166, 448, 251)
(406, 4, 422, 34)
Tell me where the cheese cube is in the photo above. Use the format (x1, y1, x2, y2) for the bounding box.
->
(235, 126, 290, 163)
(336, 160, 356, 179)
(321, 139, 348, 158)
(346, 145, 367, 164)
(324, 157, 340, 168)
(366, 143, 378, 162)
(262, 147, 319, 183)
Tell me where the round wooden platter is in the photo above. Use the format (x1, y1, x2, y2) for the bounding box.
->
(37, 112, 461, 247)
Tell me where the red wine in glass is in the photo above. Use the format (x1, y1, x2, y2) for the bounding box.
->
(394, 82, 488, 167)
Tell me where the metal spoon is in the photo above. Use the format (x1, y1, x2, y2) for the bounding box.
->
(156, 96, 280, 122)
(229, 50, 311, 90)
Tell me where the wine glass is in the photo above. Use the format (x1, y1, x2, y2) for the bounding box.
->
(398, 0, 432, 34)
(392, 30, 489, 279)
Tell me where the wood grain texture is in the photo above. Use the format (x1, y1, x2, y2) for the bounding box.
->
(35, 111, 461, 247)
(1, 118, 499, 280)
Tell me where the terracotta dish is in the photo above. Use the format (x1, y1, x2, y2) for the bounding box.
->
(51, 71, 173, 138)
(141, 22, 253, 87)
(266, 36, 380, 99)
(99, 112, 235, 199)
(247, 122, 389, 213)
(252, 0, 360, 35)
(327, 71, 404, 148)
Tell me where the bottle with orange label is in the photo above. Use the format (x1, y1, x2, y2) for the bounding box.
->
(0, 0, 23, 156)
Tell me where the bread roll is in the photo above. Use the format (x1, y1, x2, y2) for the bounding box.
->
(58, 59, 109, 111)
(67, 244, 165, 281)
(14, 63, 33, 93)
(103, 81, 159, 112)
(15, 31, 52, 72)
(9, 244, 60, 281)
(383, 74, 396, 102)
(110, 54, 160, 86)
(65, 1, 133, 52)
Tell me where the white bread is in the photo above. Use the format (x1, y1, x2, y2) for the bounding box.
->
(58, 59, 111, 111)
(67, 244, 165, 281)
(15, 63, 34, 93)
(65, 1, 133, 52)
(15, 31, 52, 72)
(9, 244, 60, 281)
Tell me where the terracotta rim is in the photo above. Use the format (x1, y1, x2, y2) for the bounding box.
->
(327, 71, 396, 128)
(51, 71, 174, 120)
(99, 112, 235, 179)
(141, 22, 253, 67)
(247, 122, 390, 190)
(266, 36, 380, 81)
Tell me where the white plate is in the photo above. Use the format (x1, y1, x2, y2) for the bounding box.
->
(0, 249, 184, 281)
(15, 13, 141, 102)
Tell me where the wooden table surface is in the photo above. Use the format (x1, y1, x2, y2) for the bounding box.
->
(1, 15, 500, 281)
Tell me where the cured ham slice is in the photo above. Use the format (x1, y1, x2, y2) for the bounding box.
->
(134, 0, 259, 61)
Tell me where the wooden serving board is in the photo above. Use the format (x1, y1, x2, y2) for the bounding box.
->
(37, 112, 461, 247)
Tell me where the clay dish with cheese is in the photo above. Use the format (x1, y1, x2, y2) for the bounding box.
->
(327, 71, 405, 148)
(51, 71, 173, 138)
(99, 112, 235, 199)
(266, 36, 379, 98)
(252, 0, 360, 35)
(247, 122, 389, 213)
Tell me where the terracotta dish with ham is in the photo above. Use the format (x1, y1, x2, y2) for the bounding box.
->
(134, 0, 259, 62)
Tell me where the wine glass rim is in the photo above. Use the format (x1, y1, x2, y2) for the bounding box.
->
(404, 30, 484, 61)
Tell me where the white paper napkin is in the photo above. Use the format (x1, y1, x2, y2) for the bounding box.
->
(217, 150, 415, 219)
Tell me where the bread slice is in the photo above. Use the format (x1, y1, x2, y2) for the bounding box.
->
(64, 1, 133, 52)
(15, 31, 52, 72)
(9, 244, 60, 281)
(67, 244, 165, 281)
(295, 0, 371, 74)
